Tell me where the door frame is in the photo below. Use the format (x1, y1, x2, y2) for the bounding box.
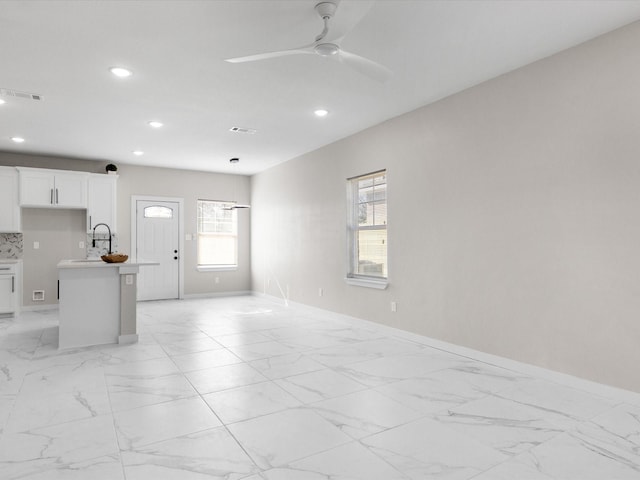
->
(131, 195, 185, 300)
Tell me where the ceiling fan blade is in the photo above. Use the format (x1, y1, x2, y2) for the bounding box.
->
(225, 45, 314, 63)
(338, 49, 392, 82)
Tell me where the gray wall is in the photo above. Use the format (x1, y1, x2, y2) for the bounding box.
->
(251, 22, 640, 393)
(0, 153, 251, 306)
(116, 163, 251, 297)
(21, 209, 86, 306)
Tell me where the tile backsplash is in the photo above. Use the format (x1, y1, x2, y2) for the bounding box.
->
(86, 232, 118, 258)
(0, 233, 23, 259)
(0, 232, 119, 259)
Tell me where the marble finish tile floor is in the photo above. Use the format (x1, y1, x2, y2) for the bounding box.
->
(1, 295, 639, 479)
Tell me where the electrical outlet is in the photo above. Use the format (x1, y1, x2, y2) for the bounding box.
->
(33, 241, 40, 249)
(318, 288, 323, 297)
(215, 277, 220, 284)
(391, 301, 397, 312)
(79, 241, 85, 249)
(125, 274, 133, 285)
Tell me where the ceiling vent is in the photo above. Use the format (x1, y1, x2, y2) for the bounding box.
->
(229, 127, 256, 134)
(0, 88, 42, 101)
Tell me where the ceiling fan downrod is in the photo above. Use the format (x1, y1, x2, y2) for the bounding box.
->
(314, 2, 337, 42)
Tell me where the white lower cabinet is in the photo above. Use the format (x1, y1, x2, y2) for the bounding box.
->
(0, 276, 15, 314)
(0, 263, 18, 315)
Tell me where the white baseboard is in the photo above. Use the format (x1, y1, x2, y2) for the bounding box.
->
(20, 304, 59, 312)
(183, 290, 252, 300)
(118, 334, 139, 345)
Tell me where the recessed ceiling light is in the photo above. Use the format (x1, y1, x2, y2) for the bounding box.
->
(132, 150, 144, 156)
(314, 109, 329, 117)
(109, 67, 132, 78)
(11, 137, 25, 143)
(148, 121, 163, 128)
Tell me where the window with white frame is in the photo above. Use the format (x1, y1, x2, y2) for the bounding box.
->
(197, 200, 237, 268)
(347, 170, 387, 281)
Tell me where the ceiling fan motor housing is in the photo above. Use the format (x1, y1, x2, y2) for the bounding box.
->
(315, 2, 337, 19)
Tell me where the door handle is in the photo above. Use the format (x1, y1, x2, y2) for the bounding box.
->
(50, 188, 54, 204)
(56, 188, 59, 204)
(11, 276, 14, 293)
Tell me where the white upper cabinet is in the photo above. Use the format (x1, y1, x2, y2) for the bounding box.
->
(18, 167, 88, 208)
(53, 172, 88, 207)
(18, 168, 53, 206)
(0, 167, 21, 232)
(87, 174, 117, 233)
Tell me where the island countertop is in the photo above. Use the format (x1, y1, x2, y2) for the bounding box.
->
(58, 259, 158, 269)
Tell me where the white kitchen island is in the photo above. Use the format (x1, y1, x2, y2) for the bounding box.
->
(57, 259, 157, 349)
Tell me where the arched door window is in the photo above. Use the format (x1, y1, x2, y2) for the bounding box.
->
(144, 205, 173, 219)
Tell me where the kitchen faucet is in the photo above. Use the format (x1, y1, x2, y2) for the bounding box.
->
(92, 223, 112, 254)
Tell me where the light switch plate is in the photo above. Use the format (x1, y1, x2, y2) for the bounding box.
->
(33, 241, 40, 249)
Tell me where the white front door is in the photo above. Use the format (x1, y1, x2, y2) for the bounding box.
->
(136, 200, 180, 301)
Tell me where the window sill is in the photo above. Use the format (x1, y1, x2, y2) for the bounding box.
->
(197, 265, 237, 272)
(344, 277, 388, 290)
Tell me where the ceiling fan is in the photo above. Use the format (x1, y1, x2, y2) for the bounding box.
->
(225, 1, 392, 82)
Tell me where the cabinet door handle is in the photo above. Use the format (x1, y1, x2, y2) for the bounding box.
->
(11, 276, 14, 293)
(50, 188, 54, 204)
(56, 188, 59, 204)
(0, 267, 9, 271)
(89, 215, 92, 229)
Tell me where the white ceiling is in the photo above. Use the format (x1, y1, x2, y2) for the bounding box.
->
(2, 0, 640, 175)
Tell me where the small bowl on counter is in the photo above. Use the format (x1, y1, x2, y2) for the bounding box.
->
(101, 253, 128, 263)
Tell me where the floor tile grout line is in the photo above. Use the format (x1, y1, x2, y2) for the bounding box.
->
(181, 352, 265, 475)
